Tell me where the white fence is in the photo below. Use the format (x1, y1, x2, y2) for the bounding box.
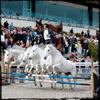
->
(0, 61, 99, 75)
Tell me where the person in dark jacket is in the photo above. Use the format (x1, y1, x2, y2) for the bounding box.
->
(71, 36, 77, 53)
(21, 31, 27, 45)
(82, 40, 88, 57)
(38, 19, 42, 27)
(34, 23, 55, 44)
(3, 38, 10, 49)
(8, 38, 14, 47)
(28, 31, 34, 45)
(11, 30, 18, 44)
(39, 34, 44, 44)
(17, 31, 22, 41)
(67, 37, 71, 53)
(4, 20, 9, 29)
(81, 30, 84, 36)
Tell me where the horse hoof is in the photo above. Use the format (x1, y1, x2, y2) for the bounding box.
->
(72, 88, 75, 91)
(51, 86, 53, 88)
(35, 84, 37, 86)
(10, 71, 12, 74)
(60, 88, 63, 90)
(40, 84, 43, 87)
(25, 72, 28, 74)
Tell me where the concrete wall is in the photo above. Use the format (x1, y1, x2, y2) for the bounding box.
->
(1, 18, 36, 28)
(2, 18, 96, 35)
(63, 26, 96, 36)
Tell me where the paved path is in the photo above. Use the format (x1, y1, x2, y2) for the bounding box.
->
(2, 79, 91, 99)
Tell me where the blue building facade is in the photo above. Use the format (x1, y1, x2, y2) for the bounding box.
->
(1, 0, 99, 28)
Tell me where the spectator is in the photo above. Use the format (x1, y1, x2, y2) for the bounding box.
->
(70, 28, 73, 34)
(59, 33, 65, 49)
(35, 34, 40, 44)
(22, 27, 26, 32)
(34, 41, 37, 45)
(81, 30, 84, 36)
(74, 57, 79, 72)
(67, 37, 71, 53)
(87, 28, 90, 38)
(4, 20, 9, 29)
(21, 31, 27, 46)
(28, 31, 34, 45)
(39, 34, 44, 44)
(81, 57, 86, 77)
(3, 38, 10, 49)
(17, 31, 22, 41)
(20, 40, 23, 45)
(35, 23, 55, 44)
(70, 52, 75, 62)
(57, 42, 64, 55)
(8, 38, 14, 47)
(5, 31, 10, 40)
(64, 37, 69, 55)
(16, 12, 19, 19)
(93, 37, 98, 45)
(84, 32, 87, 37)
(38, 19, 42, 27)
(82, 40, 88, 57)
(10, 22, 14, 30)
(77, 41, 82, 55)
(56, 35, 60, 47)
(85, 56, 91, 78)
(16, 40, 20, 46)
(11, 30, 18, 44)
(29, 40, 33, 47)
(14, 27, 18, 32)
(88, 37, 93, 44)
(71, 36, 77, 55)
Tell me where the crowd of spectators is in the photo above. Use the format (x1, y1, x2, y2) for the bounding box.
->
(1, 20, 99, 67)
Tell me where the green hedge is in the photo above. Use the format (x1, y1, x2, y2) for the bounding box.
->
(60, 31, 67, 35)
(86, 42, 99, 62)
(75, 33, 82, 37)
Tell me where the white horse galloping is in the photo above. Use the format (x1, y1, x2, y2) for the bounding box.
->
(43, 44, 77, 90)
(4, 46, 26, 72)
(28, 45, 56, 88)
(17, 47, 32, 73)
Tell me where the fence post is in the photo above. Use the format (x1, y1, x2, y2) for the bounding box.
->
(1, 52, 5, 84)
(90, 56, 94, 98)
(6, 58, 11, 82)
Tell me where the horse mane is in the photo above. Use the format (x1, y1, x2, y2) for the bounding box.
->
(46, 44, 63, 57)
(12, 45, 26, 51)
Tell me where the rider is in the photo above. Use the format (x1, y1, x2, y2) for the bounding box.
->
(34, 23, 55, 45)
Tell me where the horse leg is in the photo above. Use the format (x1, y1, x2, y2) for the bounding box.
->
(67, 78, 72, 90)
(38, 75, 42, 87)
(36, 64, 43, 87)
(71, 71, 76, 91)
(52, 64, 61, 75)
(17, 62, 25, 73)
(46, 65, 53, 88)
(59, 73, 64, 90)
(24, 64, 29, 74)
(28, 65, 34, 76)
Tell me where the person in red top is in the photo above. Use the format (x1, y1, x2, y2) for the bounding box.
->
(56, 35, 60, 47)
(74, 57, 79, 73)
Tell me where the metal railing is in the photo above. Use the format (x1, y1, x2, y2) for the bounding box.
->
(1, 14, 98, 29)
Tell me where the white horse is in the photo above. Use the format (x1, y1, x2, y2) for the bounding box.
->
(4, 47, 26, 73)
(28, 45, 56, 88)
(17, 47, 32, 73)
(17, 46, 41, 86)
(43, 44, 77, 90)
